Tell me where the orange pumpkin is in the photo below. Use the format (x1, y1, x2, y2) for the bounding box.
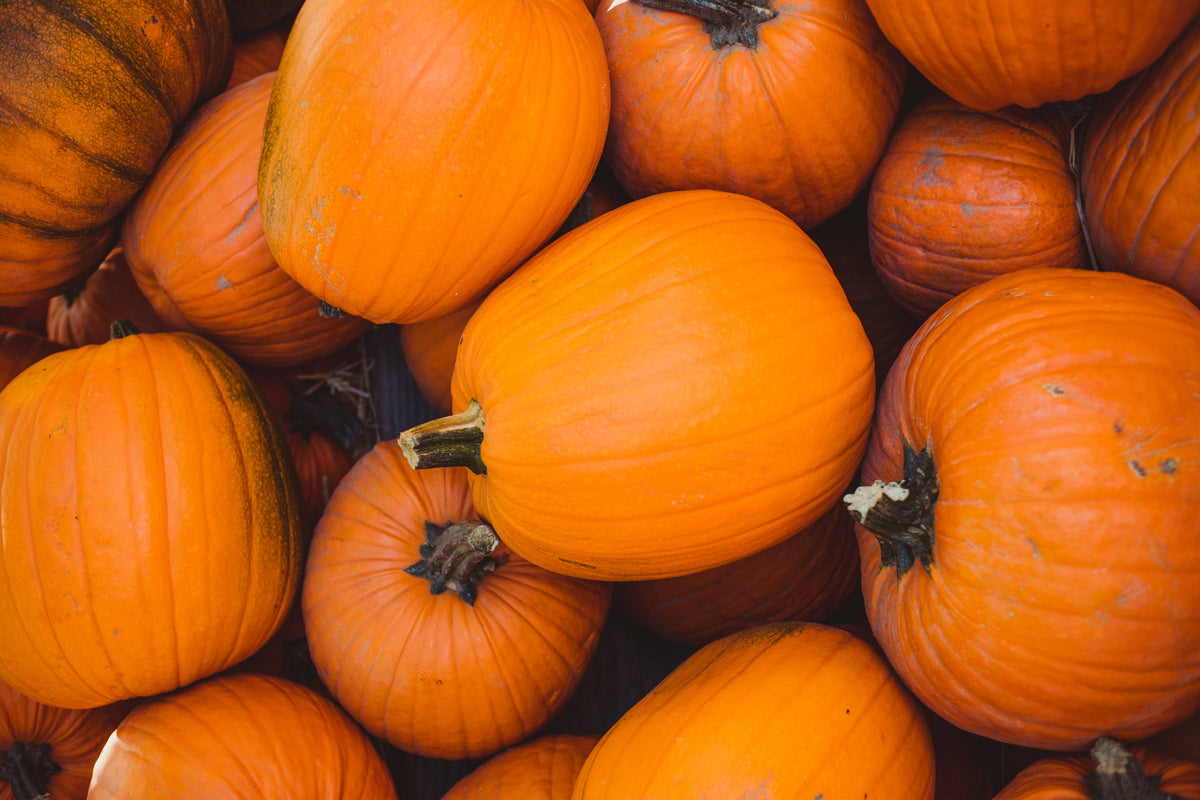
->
(0, 327, 305, 709)
(441, 734, 600, 800)
(863, 0, 1200, 110)
(302, 441, 612, 760)
(399, 190, 875, 582)
(992, 738, 1200, 799)
(572, 622, 935, 798)
(1081, 18, 1200, 309)
(258, 0, 610, 324)
(0, 0, 232, 306)
(594, 0, 906, 229)
(867, 92, 1088, 317)
(0, 327, 65, 391)
(87, 673, 398, 798)
(400, 298, 484, 417)
(45, 247, 168, 347)
(846, 267, 1200, 749)
(123, 72, 369, 367)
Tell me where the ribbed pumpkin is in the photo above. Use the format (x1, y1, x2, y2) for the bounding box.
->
(258, 0, 610, 324)
(399, 190, 875, 581)
(441, 734, 600, 800)
(594, 0, 906, 229)
(572, 622, 935, 798)
(87, 673, 398, 799)
(0, 678, 127, 800)
(1081, 18, 1200, 309)
(0, 0, 232, 306)
(992, 738, 1200, 799)
(616, 503, 859, 647)
(0, 326, 305, 709)
(845, 267, 1200, 750)
(867, 92, 1088, 318)
(0, 327, 64, 390)
(863, 0, 1200, 111)
(302, 441, 612, 760)
(123, 72, 369, 367)
(45, 247, 168, 347)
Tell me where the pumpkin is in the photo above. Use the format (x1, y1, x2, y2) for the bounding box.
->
(257, 0, 610, 324)
(86, 672, 398, 798)
(572, 622, 935, 798)
(863, 0, 1200, 111)
(122, 72, 370, 368)
(441, 734, 600, 800)
(302, 440, 612, 760)
(0, 325, 305, 709)
(45, 247, 168, 347)
(992, 738, 1200, 799)
(594, 0, 906, 229)
(400, 298, 483, 417)
(398, 190, 875, 581)
(867, 92, 1088, 318)
(615, 502, 859, 647)
(0, 0, 232, 306)
(0, 327, 65, 391)
(844, 267, 1200, 750)
(226, 22, 290, 89)
(0, 678, 127, 800)
(1081, 18, 1200, 309)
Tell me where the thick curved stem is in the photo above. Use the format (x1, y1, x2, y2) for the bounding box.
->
(843, 441, 938, 576)
(405, 519, 505, 605)
(398, 400, 487, 475)
(0, 741, 62, 800)
(634, 0, 776, 48)
(1086, 738, 1183, 800)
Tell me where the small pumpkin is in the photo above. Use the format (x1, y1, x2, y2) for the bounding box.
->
(45, 247, 168, 347)
(992, 738, 1200, 799)
(441, 734, 600, 800)
(87, 673, 398, 798)
(398, 190, 875, 581)
(571, 622, 935, 799)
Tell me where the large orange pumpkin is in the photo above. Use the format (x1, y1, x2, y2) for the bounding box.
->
(572, 622, 935, 798)
(258, 0, 610, 324)
(594, 0, 906, 229)
(992, 738, 1200, 799)
(846, 267, 1200, 750)
(399, 190, 875, 581)
(0, 0, 232, 306)
(1081, 18, 1200, 309)
(302, 441, 611, 760)
(863, 0, 1200, 111)
(441, 734, 600, 800)
(0, 327, 305, 709)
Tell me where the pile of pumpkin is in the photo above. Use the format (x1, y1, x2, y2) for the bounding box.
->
(1, 0, 1199, 797)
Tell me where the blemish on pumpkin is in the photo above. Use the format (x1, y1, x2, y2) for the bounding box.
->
(558, 557, 597, 570)
(960, 202, 977, 216)
(1160, 458, 1179, 475)
(1129, 460, 1147, 477)
(1113, 421, 1124, 435)
(226, 201, 257, 243)
(216, 274, 232, 290)
(337, 185, 362, 199)
(1026, 538, 1041, 559)
(1043, 383, 1066, 396)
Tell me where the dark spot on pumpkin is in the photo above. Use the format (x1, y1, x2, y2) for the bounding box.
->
(1043, 383, 1065, 396)
(1160, 458, 1179, 475)
(1113, 421, 1124, 434)
(1129, 460, 1147, 477)
(150, 14, 158, 22)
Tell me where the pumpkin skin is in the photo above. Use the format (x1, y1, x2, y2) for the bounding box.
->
(863, 0, 1200, 111)
(400, 298, 485, 417)
(441, 734, 600, 800)
(0, 327, 65, 390)
(258, 0, 610, 324)
(0, 0, 232, 306)
(571, 622, 935, 799)
(867, 92, 1088, 318)
(1081, 18, 1200, 309)
(848, 267, 1200, 750)
(401, 190, 875, 581)
(123, 72, 369, 368)
(992, 739, 1200, 799)
(226, 23, 290, 89)
(594, 0, 906, 230)
(86, 673, 398, 799)
(0, 330, 305, 709)
(0, 678, 127, 800)
(302, 441, 612, 760)
(45, 247, 168, 347)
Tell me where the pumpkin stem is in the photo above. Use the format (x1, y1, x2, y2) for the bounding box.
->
(0, 741, 62, 800)
(1086, 738, 1182, 800)
(397, 399, 487, 475)
(405, 519, 506, 605)
(843, 441, 938, 577)
(317, 300, 347, 319)
(109, 318, 139, 339)
(634, 0, 776, 48)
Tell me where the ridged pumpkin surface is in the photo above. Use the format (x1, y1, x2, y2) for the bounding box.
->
(852, 268, 1200, 749)
(441, 734, 599, 800)
(258, 0, 610, 324)
(0, 331, 305, 709)
(45, 247, 168, 347)
(431, 190, 875, 581)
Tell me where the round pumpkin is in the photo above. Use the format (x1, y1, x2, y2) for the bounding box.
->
(302, 440, 612, 760)
(123, 72, 370, 367)
(867, 92, 1088, 318)
(441, 734, 600, 800)
(992, 738, 1200, 799)
(0, 327, 65, 391)
(594, 0, 906, 229)
(863, 0, 1200, 111)
(572, 622, 935, 798)
(0, 327, 305, 709)
(1081, 18, 1200, 309)
(86, 673, 398, 798)
(258, 0, 610, 324)
(398, 190, 876, 581)
(0, 0, 232, 306)
(45, 247, 168, 347)
(845, 267, 1200, 750)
